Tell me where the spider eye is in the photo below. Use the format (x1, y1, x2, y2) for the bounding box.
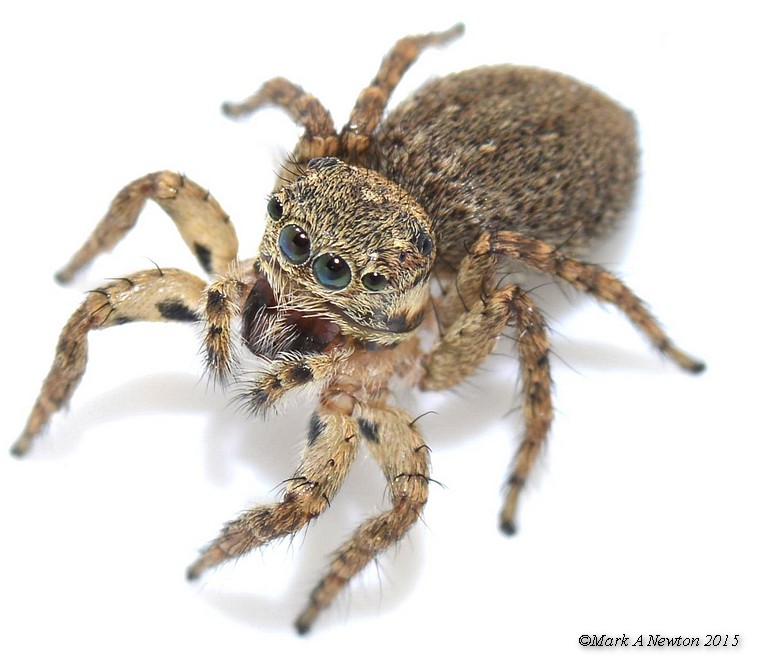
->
(415, 232, 433, 257)
(267, 196, 284, 221)
(307, 157, 341, 171)
(313, 253, 351, 289)
(279, 225, 310, 264)
(361, 271, 388, 292)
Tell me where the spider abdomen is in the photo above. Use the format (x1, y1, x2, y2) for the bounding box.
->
(373, 65, 639, 261)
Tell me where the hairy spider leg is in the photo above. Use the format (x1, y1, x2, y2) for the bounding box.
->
(223, 77, 340, 164)
(12, 269, 206, 455)
(222, 24, 464, 165)
(477, 231, 706, 374)
(420, 245, 552, 535)
(186, 406, 361, 580)
(295, 403, 430, 634)
(56, 171, 238, 283)
(341, 23, 464, 159)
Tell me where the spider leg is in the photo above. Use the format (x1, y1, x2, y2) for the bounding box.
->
(341, 23, 464, 160)
(222, 77, 340, 164)
(186, 405, 360, 579)
(421, 272, 552, 536)
(199, 270, 355, 397)
(432, 242, 498, 331)
(200, 274, 247, 383)
(474, 231, 705, 373)
(12, 268, 206, 456)
(295, 404, 430, 634)
(238, 349, 353, 414)
(56, 172, 238, 283)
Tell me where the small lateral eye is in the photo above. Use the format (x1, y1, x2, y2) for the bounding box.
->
(279, 225, 310, 264)
(415, 232, 433, 257)
(267, 196, 284, 221)
(313, 253, 351, 289)
(361, 271, 388, 292)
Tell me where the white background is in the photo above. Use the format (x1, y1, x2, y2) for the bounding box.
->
(1, 1, 757, 653)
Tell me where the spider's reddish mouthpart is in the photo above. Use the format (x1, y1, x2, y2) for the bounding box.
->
(241, 274, 342, 357)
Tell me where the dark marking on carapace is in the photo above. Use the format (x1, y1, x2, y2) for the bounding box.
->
(382, 309, 425, 334)
(362, 338, 396, 351)
(386, 315, 409, 333)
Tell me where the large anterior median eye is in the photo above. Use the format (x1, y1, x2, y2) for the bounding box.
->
(313, 253, 351, 289)
(279, 225, 310, 263)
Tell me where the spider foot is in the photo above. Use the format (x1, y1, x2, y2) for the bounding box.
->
(500, 518, 518, 537)
(294, 607, 318, 636)
(10, 433, 33, 458)
(663, 341, 706, 374)
(500, 477, 524, 537)
(185, 546, 226, 581)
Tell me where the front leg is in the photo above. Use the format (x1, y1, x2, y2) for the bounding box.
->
(56, 172, 239, 282)
(13, 268, 206, 455)
(186, 404, 360, 579)
(201, 272, 353, 405)
(295, 402, 430, 634)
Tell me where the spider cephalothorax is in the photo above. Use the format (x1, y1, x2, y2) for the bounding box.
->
(253, 157, 435, 350)
(14, 24, 703, 634)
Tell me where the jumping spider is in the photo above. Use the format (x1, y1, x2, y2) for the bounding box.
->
(13, 24, 704, 633)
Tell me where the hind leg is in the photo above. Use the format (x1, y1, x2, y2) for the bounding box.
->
(342, 24, 464, 158)
(421, 228, 704, 534)
(477, 231, 705, 373)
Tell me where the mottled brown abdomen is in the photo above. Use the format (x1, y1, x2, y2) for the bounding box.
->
(372, 65, 638, 261)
